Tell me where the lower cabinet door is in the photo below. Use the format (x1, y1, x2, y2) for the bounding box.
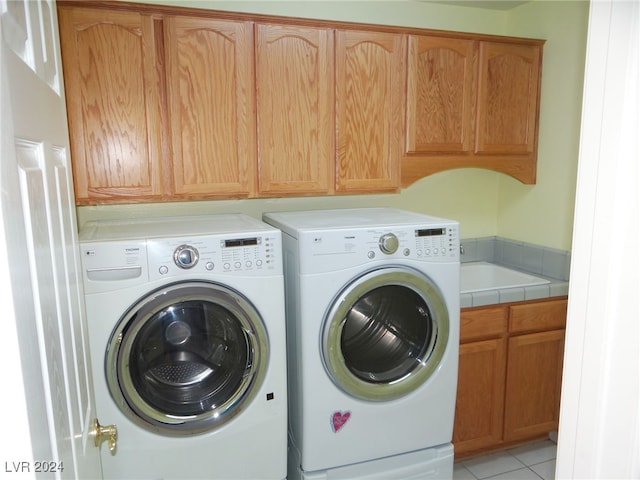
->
(503, 329, 565, 442)
(453, 338, 507, 456)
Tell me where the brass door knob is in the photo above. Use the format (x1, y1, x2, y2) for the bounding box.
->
(91, 419, 117, 453)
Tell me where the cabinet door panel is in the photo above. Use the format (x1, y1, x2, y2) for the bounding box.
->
(454, 338, 507, 456)
(406, 36, 475, 153)
(476, 42, 541, 155)
(256, 24, 334, 195)
(165, 16, 255, 197)
(58, 7, 163, 203)
(504, 329, 565, 442)
(336, 30, 405, 192)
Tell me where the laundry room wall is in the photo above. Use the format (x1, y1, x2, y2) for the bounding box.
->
(74, 0, 589, 252)
(498, 0, 589, 250)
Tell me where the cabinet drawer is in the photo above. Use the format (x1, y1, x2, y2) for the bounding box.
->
(509, 298, 568, 334)
(460, 306, 508, 342)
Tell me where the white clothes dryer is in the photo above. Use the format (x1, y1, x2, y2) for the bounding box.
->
(263, 208, 460, 480)
(79, 214, 287, 480)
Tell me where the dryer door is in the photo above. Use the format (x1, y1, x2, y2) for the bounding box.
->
(323, 267, 449, 401)
(106, 281, 268, 435)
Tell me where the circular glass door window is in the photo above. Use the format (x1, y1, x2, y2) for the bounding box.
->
(323, 267, 449, 401)
(106, 281, 268, 435)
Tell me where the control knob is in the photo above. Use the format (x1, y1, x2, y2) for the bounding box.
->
(378, 233, 399, 255)
(173, 244, 199, 269)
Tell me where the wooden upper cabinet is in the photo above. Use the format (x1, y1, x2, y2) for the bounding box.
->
(164, 16, 255, 198)
(58, 2, 545, 203)
(335, 30, 406, 193)
(255, 24, 334, 196)
(58, 7, 163, 204)
(402, 36, 543, 186)
(476, 41, 541, 156)
(406, 36, 475, 154)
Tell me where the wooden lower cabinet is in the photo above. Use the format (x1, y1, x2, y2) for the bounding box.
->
(454, 338, 507, 453)
(453, 298, 567, 459)
(503, 329, 565, 442)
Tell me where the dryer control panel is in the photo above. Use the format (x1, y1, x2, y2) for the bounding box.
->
(298, 222, 459, 273)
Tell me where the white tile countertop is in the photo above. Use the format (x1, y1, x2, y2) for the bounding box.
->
(459, 237, 570, 308)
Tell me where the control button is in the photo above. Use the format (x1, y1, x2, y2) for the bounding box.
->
(417, 250, 423, 256)
(441, 248, 447, 254)
(256, 260, 263, 267)
(205, 262, 214, 271)
(246, 261, 252, 268)
(234, 261, 242, 269)
(378, 233, 399, 254)
(403, 248, 410, 256)
(224, 263, 231, 270)
(367, 251, 376, 259)
(425, 249, 431, 255)
(159, 265, 169, 275)
(173, 244, 199, 269)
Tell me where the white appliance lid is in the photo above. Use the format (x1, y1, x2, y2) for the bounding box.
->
(79, 214, 277, 242)
(263, 208, 457, 235)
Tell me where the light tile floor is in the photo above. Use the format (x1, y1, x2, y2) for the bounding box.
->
(454, 440, 557, 480)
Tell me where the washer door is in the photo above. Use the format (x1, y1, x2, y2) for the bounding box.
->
(106, 281, 268, 435)
(323, 267, 449, 401)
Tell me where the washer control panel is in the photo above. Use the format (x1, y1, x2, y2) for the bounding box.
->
(146, 233, 280, 280)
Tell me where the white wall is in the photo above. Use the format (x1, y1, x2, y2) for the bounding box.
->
(557, 0, 640, 477)
(499, 0, 589, 249)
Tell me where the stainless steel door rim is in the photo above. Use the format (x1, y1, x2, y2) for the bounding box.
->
(323, 267, 449, 401)
(106, 281, 269, 436)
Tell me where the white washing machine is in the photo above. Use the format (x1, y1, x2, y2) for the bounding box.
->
(79, 214, 287, 480)
(263, 208, 460, 480)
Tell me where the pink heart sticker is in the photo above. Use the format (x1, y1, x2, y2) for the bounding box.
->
(331, 411, 351, 433)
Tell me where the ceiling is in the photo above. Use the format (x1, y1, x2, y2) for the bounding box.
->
(418, 1, 530, 10)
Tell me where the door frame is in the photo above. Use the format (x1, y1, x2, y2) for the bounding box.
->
(1, 1, 102, 477)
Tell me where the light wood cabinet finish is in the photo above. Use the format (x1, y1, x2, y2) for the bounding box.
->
(255, 24, 334, 195)
(459, 305, 507, 341)
(58, 2, 545, 204)
(509, 297, 567, 333)
(164, 16, 255, 198)
(476, 42, 541, 157)
(454, 307, 508, 455)
(454, 298, 567, 459)
(403, 37, 543, 186)
(503, 329, 565, 442)
(406, 36, 475, 154)
(335, 30, 405, 193)
(58, 7, 163, 203)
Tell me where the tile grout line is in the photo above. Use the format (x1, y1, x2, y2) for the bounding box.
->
(454, 439, 557, 480)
